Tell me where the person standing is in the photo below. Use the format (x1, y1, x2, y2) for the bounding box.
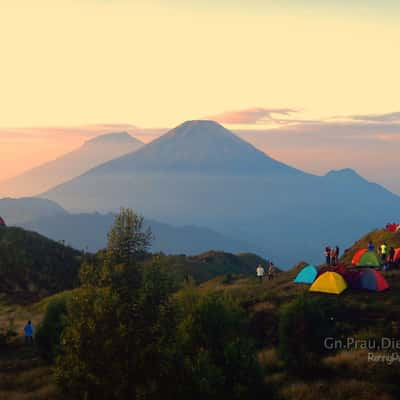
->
(380, 242, 388, 262)
(368, 241, 375, 252)
(256, 264, 265, 283)
(268, 262, 275, 280)
(388, 247, 395, 265)
(24, 320, 34, 345)
(330, 247, 337, 266)
(324, 246, 331, 265)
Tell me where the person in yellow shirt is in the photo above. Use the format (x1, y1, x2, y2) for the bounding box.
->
(380, 242, 388, 262)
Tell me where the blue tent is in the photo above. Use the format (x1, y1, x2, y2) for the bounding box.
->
(294, 264, 318, 284)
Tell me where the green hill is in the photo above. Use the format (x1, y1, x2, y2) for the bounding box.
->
(0, 227, 82, 303)
(145, 250, 270, 284)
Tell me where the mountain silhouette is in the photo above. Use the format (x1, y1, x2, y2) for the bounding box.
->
(87, 120, 304, 175)
(0, 132, 143, 197)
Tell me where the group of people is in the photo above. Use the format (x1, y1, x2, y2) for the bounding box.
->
(256, 261, 275, 282)
(324, 246, 340, 266)
(368, 241, 398, 269)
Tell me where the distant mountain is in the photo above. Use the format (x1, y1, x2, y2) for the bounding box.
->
(0, 226, 81, 303)
(21, 212, 265, 256)
(0, 132, 143, 197)
(88, 120, 303, 175)
(42, 120, 400, 266)
(0, 197, 67, 225)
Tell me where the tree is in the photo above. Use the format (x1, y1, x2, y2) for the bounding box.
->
(106, 208, 153, 266)
(279, 294, 336, 376)
(176, 290, 268, 400)
(55, 259, 178, 400)
(36, 297, 68, 361)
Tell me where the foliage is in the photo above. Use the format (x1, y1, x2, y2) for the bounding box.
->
(35, 297, 68, 361)
(0, 227, 81, 301)
(106, 208, 153, 265)
(0, 318, 17, 347)
(176, 288, 269, 399)
(279, 294, 336, 375)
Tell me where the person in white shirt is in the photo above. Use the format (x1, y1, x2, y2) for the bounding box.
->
(256, 264, 265, 283)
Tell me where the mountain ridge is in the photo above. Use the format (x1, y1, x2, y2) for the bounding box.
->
(0, 132, 144, 197)
(41, 120, 400, 265)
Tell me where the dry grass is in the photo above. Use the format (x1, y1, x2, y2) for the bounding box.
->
(281, 379, 394, 400)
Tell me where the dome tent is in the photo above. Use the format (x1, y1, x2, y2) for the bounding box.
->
(309, 272, 347, 295)
(394, 248, 400, 263)
(359, 269, 389, 292)
(294, 264, 318, 284)
(357, 252, 381, 267)
(352, 249, 367, 265)
(0, 216, 6, 227)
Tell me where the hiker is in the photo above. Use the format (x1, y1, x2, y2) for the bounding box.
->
(368, 241, 375, 252)
(324, 246, 331, 265)
(268, 262, 275, 280)
(331, 247, 337, 266)
(389, 247, 395, 265)
(24, 320, 34, 345)
(256, 264, 265, 282)
(379, 242, 388, 262)
(335, 245, 340, 259)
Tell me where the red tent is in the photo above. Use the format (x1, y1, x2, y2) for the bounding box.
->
(352, 249, 367, 265)
(343, 269, 363, 289)
(386, 223, 399, 232)
(360, 269, 389, 292)
(394, 248, 400, 264)
(0, 217, 6, 227)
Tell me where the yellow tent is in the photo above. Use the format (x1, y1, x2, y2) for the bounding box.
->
(309, 272, 347, 295)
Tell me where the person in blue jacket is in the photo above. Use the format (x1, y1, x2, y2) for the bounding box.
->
(24, 320, 34, 344)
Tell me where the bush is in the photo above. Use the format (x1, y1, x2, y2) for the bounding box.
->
(177, 291, 270, 399)
(0, 318, 17, 347)
(36, 297, 68, 361)
(279, 294, 336, 376)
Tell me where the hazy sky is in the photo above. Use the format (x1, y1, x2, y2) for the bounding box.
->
(1, 1, 399, 193)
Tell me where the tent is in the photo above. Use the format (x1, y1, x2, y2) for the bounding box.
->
(386, 223, 399, 232)
(0, 217, 5, 227)
(309, 272, 347, 295)
(294, 264, 318, 284)
(359, 269, 389, 292)
(357, 252, 381, 267)
(394, 248, 400, 263)
(352, 249, 367, 265)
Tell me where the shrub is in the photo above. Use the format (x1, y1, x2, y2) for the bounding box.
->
(36, 297, 68, 361)
(0, 318, 17, 347)
(177, 291, 270, 399)
(279, 294, 335, 376)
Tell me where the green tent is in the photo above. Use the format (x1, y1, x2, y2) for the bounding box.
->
(357, 252, 381, 267)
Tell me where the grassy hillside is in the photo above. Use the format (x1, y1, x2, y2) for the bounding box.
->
(199, 267, 400, 400)
(341, 229, 400, 264)
(145, 250, 269, 284)
(0, 227, 82, 303)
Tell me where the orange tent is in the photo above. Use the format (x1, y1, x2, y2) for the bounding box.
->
(352, 249, 367, 265)
(394, 248, 400, 263)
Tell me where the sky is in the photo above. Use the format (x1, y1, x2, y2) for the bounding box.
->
(0, 0, 399, 193)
